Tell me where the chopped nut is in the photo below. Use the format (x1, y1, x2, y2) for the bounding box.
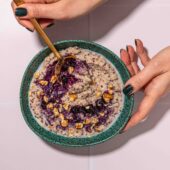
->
(75, 123, 83, 129)
(59, 113, 64, 121)
(68, 66, 74, 74)
(68, 128, 75, 136)
(43, 96, 49, 103)
(47, 103, 53, 109)
(53, 108, 59, 117)
(34, 72, 40, 79)
(91, 117, 99, 124)
(69, 93, 77, 101)
(65, 55, 76, 60)
(96, 90, 102, 97)
(50, 75, 58, 84)
(47, 125, 53, 131)
(95, 125, 105, 132)
(63, 103, 70, 111)
(108, 89, 114, 95)
(84, 118, 91, 125)
(31, 85, 35, 89)
(29, 91, 32, 96)
(61, 120, 68, 127)
(39, 80, 48, 86)
(99, 112, 105, 117)
(103, 92, 113, 103)
(36, 91, 43, 97)
(108, 83, 113, 89)
(59, 104, 63, 112)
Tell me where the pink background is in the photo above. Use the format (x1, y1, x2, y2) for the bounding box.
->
(1, 0, 170, 170)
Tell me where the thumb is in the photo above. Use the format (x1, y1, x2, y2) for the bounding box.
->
(123, 61, 161, 95)
(15, 3, 58, 19)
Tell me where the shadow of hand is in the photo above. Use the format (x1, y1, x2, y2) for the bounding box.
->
(36, 0, 146, 45)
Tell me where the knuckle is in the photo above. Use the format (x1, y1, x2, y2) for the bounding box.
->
(31, 6, 40, 18)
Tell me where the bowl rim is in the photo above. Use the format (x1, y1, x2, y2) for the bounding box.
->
(20, 40, 134, 147)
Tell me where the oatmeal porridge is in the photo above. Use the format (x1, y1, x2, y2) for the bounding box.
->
(29, 47, 123, 137)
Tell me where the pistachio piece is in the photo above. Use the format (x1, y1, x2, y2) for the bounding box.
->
(61, 120, 68, 127)
(50, 75, 58, 84)
(39, 80, 48, 86)
(69, 93, 77, 101)
(75, 123, 83, 129)
(68, 66, 74, 74)
(53, 108, 59, 117)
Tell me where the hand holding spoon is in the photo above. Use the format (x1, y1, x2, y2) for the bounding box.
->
(13, 0, 74, 76)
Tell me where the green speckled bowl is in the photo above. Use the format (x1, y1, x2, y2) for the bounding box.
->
(20, 40, 134, 147)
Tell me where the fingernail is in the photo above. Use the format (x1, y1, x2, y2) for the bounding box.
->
(126, 45, 129, 52)
(123, 85, 134, 96)
(26, 28, 33, 32)
(120, 49, 124, 53)
(47, 23, 55, 28)
(15, 8, 27, 17)
(135, 39, 138, 46)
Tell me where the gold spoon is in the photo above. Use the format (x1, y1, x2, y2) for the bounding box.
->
(14, 0, 67, 76)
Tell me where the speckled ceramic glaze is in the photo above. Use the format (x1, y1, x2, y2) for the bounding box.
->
(20, 40, 134, 147)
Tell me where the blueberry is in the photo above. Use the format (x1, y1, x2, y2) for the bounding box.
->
(85, 124, 92, 132)
(48, 98, 55, 103)
(96, 99, 105, 110)
(70, 106, 80, 114)
(66, 58, 76, 67)
(61, 65, 68, 72)
(79, 106, 88, 114)
(61, 75, 68, 85)
(41, 101, 46, 110)
(86, 105, 96, 115)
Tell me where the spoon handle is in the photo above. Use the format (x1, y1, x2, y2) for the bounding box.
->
(13, 0, 61, 59)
